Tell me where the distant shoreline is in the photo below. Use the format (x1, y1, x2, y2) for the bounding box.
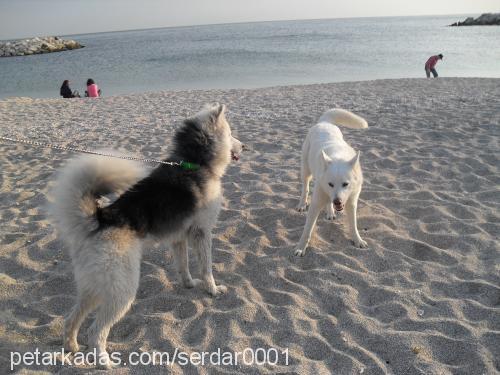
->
(1, 77, 499, 101)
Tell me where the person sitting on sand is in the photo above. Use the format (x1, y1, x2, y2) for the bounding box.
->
(425, 54, 443, 78)
(60, 80, 79, 98)
(85, 78, 102, 97)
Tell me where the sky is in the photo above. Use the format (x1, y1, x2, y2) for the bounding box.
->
(0, 0, 499, 39)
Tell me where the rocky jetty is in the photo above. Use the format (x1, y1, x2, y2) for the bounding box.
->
(0, 36, 83, 57)
(450, 13, 500, 26)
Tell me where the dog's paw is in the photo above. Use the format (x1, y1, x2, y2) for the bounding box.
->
(296, 203, 308, 212)
(294, 248, 306, 257)
(183, 278, 202, 289)
(97, 352, 118, 370)
(353, 238, 368, 248)
(325, 205, 336, 220)
(216, 285, 228, 294)
(208, 284, 227, 296)
(64, 340, 80, 353)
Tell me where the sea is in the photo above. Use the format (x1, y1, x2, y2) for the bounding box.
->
(1, 15, 499, 98)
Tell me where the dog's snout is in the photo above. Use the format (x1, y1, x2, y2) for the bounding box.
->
(333, 198, 342, 206)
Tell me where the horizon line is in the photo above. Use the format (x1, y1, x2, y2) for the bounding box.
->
(1, 12, 483, 41)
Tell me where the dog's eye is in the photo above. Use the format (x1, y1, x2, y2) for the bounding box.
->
(328, 182, 334, 188)
(343, 182, 349, 187)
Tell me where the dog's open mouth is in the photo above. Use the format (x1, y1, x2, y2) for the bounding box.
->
(231, 151, 240, 161)
(334, 204, 344, 212)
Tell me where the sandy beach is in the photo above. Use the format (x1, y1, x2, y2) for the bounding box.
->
(0, 78, 499, 374)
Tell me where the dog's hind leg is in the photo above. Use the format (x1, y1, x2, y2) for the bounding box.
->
(173, 240, 201, 288)
(189, 227, 226, 296)
(346, 190, 367, 248)
(87, 294, 135, 369)
(64, 293, 98, 353)
(87, 249, 140, 369)
(297, 143, 312, 212)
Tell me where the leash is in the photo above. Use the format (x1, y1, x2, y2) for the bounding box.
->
(0, 135, 201, 171)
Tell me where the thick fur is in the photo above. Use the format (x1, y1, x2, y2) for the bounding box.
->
(50, 104, 242, 368)
(295, 108, 368, 257)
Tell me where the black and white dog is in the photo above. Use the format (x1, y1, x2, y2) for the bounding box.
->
(50, 104, 242, 368)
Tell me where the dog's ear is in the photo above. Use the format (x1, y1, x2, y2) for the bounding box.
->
(321, 150, 332, 170)
(349, 151, 360, 167)
(209, 104, 226, 125)
(216, 103, 226, 118)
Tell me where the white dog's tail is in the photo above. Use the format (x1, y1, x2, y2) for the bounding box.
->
(319, 108, 368, 129)
(50, 154, 146, 245)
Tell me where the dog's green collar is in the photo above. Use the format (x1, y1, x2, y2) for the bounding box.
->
(179, 161, 200, 171)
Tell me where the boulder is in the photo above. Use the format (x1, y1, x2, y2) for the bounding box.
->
(463, 17, 475, 25)
(450, 13, 500, 26)
(0, 36, 84, 57)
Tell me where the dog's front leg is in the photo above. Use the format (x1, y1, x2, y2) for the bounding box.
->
(172, 240, 200, 288)
(294, 189, 327, 256)
(190, 227, 227, 296)
(297, 173, 312, 212)
(325, 203, 336, 220)
(346, 191, 367, 248)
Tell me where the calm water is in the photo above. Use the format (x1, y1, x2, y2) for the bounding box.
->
(1, 15, 499, 98)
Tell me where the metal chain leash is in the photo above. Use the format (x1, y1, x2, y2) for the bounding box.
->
(0, 135, 180, 166)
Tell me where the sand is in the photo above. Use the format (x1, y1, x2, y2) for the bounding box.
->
(0, 78, 499, 374)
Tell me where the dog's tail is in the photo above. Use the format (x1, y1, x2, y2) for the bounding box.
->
(319, 108, 368, 129)
(49, 153, 146, 245)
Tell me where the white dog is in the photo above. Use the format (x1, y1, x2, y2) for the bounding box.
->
(295, 108, 368, 256)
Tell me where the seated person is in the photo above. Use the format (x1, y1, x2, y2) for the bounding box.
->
(60, 80, 79, 98)
(85, 78, 102, 97)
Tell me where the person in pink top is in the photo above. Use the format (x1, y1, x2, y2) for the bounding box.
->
(425, 54, 443, 78)
(85, 78, 102, 97)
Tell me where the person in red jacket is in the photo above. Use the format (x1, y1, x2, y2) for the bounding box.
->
(425, 54, 443, 78)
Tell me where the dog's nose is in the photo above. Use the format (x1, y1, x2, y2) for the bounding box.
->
(333, 198, 342, 206)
